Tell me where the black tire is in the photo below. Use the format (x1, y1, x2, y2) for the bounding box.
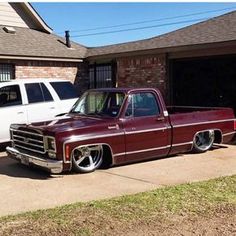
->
(192, 130, 214, 153)
(72, 145, 103, 173)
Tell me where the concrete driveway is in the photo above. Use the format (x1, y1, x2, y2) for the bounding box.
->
(0, 144, 236, 217)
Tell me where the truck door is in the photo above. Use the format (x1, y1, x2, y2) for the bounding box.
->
(0, 84, 27, 143)
(123, 91, 170, 162)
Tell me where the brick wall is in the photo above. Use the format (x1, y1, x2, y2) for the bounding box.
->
(15, 61, 78, 82)
(116, 54, 168, 103)
(0, 59, 90, 96)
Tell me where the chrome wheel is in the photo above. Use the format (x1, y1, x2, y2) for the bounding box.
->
(193, 130, 214, 153)
(72, 145, 103, 173)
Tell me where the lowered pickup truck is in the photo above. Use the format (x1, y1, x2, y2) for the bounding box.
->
(7, 88, 236, 174)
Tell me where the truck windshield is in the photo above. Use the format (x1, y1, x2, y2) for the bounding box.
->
(70, 91, 125, 117)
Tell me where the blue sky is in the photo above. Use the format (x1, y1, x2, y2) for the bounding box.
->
(32, 2, 236, 47)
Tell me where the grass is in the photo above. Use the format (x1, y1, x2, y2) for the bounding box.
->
(0, 175, 235, 235)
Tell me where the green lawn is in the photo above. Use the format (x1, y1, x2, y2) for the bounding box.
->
(0, 175, 235, 236)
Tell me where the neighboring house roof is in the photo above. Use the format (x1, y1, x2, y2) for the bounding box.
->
(0, 2, 87, 62)
(0, 2, 52, 33)
(21, 2, 53, 33)
(0, 26, 87, 61)
(86, 10, 236, 58)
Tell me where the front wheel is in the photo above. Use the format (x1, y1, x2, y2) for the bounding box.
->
(72, 145, 103, 173)
(192, 130, 214, 153)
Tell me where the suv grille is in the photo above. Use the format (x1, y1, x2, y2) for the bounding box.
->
(11, 129, 45, 154)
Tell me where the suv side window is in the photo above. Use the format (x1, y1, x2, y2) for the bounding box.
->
(50, 81, 77, 100)
(125, 92, 160, 117)
(41, 83, 53, 102)
(25, 83, 44, 104)
(0, 85, 22, 107)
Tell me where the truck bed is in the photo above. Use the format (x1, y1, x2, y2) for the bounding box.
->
(166, 106, 231, 114)
(166, 106, 235, 155)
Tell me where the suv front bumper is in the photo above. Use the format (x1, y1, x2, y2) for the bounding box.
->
(6, 146, 63, 174)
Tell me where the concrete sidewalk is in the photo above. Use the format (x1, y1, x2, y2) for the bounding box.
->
(0, 144, 235, 217)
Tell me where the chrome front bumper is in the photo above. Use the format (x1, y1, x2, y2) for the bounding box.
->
(6, 146, 63, 174)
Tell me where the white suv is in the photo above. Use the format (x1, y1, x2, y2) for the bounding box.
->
(0, 79, 78, 144)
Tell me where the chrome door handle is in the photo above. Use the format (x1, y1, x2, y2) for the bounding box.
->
(108, 124, 119, 130)
(156, 117, 165, 121)
(17, 111, 24, 114)
(50, 107, 55, 109)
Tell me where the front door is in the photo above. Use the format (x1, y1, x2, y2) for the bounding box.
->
(123, 91, 170, 162)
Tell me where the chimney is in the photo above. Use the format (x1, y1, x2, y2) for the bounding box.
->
(65, 30, 71, 48)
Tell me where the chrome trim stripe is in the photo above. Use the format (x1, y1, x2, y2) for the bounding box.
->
(172, 141, 193, 147)
(113, 141, 193, 157)
(113, 152, 126, 157)
(222, 131, 236, 136)
(173, 119, 235, 128)
(126, 145, 171, 155)
(113, 145, 171, 157)
(64, 132, 124, 143)
(125, 127, 169, 135)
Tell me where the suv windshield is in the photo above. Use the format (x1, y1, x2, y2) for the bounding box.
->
(71, 91, 125, 117)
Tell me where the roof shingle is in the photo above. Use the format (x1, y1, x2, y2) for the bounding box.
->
(0, 26, 87, 60)
(86, 11, 236, 58)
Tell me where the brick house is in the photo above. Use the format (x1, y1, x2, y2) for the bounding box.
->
(1, 3, 236, 111)
(0, 2, 87, 94)
(86, 11, 236, 111)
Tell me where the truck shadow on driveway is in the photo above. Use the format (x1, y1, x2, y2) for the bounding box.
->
(0, 156, 53, 180)
(0, 144, 229, 179)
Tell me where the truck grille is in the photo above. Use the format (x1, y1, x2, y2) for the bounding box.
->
(11, 129, 45, 154)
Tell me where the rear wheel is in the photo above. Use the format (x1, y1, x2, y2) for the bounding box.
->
(193, 130, 214, 153)
(72, 145, 103, 173)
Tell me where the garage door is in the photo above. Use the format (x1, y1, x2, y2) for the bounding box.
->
(171, 55, 236, 114)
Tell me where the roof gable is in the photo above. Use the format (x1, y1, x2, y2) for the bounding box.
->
(0, 2, 52, 33)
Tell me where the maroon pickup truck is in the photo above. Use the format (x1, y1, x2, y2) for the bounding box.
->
(7, 88, 236, 174)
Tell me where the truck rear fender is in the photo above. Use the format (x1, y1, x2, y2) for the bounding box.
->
(214, 130, 223, 144)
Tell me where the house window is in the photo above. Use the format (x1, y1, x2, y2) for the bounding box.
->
(89, 63, 116, 89)
(0, 64, 14, 82)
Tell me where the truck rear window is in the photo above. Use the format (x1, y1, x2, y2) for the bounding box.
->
(50, 82, 77, 100)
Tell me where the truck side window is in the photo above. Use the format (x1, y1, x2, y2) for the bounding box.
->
(25, 83, 44, 104)
(125, 92, 160, 117)
(0, 85, 22, 107)
(50, 82, 77, 100)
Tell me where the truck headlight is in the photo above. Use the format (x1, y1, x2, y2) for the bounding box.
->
(46, 137, 56, 152)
